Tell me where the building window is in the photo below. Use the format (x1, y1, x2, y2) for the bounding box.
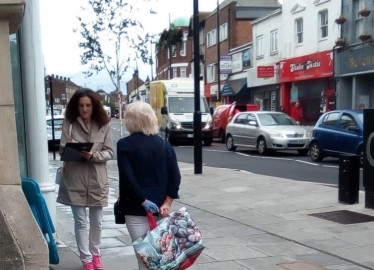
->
(319, 10, 328, 39)
(256, 35, 263, 57)
(199, 63, 204, 79)
(207, 29, 216, 47)
(219, 23, 228, 41)
(173, 68, 177, 78)
(172, 45, 176, 57)
(207, 64, 215, 82)
(167, 48, 170, 59)
(354, 0, 365, 40)
(220, 74, 228, 80)
(55, 98, 60, 103)
(270, 30, 278, 53)
(295, 18, 303, 44)
(180, 41, 186, 56)
(46, 87, 50, 94)
(180, 67, 186, 78)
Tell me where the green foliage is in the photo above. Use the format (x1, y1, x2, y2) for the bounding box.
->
(155, 24, 183, 51)
(75, 0, 155, 89)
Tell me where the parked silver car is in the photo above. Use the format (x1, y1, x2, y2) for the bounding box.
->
(225, 111, 312, 155)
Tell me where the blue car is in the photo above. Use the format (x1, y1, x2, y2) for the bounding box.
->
(309, 110, 363, 163)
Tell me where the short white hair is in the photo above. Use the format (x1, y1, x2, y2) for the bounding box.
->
(124, 101, 159, 135)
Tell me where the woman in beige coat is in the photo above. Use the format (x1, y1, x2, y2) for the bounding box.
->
(57, 88, 113, 270)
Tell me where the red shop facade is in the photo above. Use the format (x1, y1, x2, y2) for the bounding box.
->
(279, 50, 336, 125)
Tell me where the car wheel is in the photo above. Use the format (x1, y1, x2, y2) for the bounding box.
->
(310, 142, 324, 162)
(204, 138, 213, 146)
(297, 149, 309, 156)
(257, 137, 268, 155)
(219, 129, 225, 143)
(226, 135, 237, 151)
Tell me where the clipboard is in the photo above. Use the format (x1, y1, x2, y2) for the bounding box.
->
(60, 142, 94, 161)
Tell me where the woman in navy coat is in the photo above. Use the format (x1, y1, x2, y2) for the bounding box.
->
(117, 101, 181, 270)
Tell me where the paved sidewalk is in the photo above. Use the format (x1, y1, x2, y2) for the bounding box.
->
(49, 158, 374, 270)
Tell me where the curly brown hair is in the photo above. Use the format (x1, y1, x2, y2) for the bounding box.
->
(65, 88, 110, 127)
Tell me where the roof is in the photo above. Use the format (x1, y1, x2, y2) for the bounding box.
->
(172, 17, 190, 27)
(220, 0, 281, 9)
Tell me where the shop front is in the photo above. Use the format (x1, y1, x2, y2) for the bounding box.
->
(247, 65, 280, 111)
(279, 50, 335, 125)
(220, 73, 250, 108)
(335, 46, 374, 109)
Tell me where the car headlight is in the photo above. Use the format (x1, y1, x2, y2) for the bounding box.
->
(268, 131, 283, 138)
(204, 120, 212, 129)
(170, 121, 181, 129)
(306, 131, 312, 138)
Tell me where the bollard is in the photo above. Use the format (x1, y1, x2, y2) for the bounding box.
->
(338, 155, 360, 204)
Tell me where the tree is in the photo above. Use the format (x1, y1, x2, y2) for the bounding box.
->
(75, 0, 154, 136)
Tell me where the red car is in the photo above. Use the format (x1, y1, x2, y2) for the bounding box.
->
(212, 102, 259, 142)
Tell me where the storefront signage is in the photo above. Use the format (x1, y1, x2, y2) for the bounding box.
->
(279, 50, 333, 83)
(257, 66, 274, 78)
(231, 53, 243, 73)
(220, 55, 232, 74)
(336, 46, 374, 76)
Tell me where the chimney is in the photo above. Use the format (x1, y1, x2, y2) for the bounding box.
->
(64, 77, 66, 81)
(60, 76, 63, 80)
(68, 78, 71, 81)
(51, 74, 54, 78)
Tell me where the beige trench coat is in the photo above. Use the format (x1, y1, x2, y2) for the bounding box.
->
(57, 117, 114, 207)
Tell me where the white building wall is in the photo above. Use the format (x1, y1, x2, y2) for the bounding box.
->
(252, 10, 283, 67)
(281, 0, 341, 59)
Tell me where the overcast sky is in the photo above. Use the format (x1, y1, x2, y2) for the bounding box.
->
(39, 0, 282, 93)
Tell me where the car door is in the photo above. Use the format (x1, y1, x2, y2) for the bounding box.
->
(231, 113, 248, 145)
(241, 113, 258, 147)
(317, 112, 340, 154)
(335, 113, 362, 154)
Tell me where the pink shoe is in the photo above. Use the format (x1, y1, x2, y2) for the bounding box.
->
(83, 262, 94, 270)
(93, 255, 103, 270)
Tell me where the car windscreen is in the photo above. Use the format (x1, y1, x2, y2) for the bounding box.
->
(358, 114, 363, 123)
(47, 119, 64, 127)
(257, 113, 297, 126)
(168, 97, 209, 113)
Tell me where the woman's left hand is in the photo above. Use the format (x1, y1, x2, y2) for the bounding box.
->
(159, 202, 171, 217)
(81, 150, 93, 160)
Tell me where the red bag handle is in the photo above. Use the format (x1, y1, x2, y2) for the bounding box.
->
(147, 211, 157, 230)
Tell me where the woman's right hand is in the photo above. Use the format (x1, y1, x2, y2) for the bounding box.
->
(142, 200, 159, 213)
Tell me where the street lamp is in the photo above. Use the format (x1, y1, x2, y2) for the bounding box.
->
(216, 0, 221, 102)
(193, 0, 202, 174)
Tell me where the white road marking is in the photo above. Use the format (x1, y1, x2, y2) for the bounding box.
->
(295, 160, 319, 166)
(251, 156, 294, 161)
(322, 165, 339, 168)
(204, 149, 229, 153)
(236, 152, 251, 157)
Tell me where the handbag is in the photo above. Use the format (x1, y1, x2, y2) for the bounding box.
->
(114, 198, 126, 224)
(133, 207, 204, 270)
(55, 123, 72, 185)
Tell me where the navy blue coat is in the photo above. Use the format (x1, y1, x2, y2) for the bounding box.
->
(117, 133, 181, 216)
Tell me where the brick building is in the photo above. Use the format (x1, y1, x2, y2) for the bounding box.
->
(156, 17, 191, 80)
(45, 75, 81, 115)
(203, 0, 281, 107)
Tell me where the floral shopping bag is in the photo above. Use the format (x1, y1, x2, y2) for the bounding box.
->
(133, 207, 204, 270)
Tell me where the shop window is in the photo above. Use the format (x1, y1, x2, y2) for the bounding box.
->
(319, 10, 328, 39)
(10, 33, 27, 177)
(295, 18, 303, 44)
